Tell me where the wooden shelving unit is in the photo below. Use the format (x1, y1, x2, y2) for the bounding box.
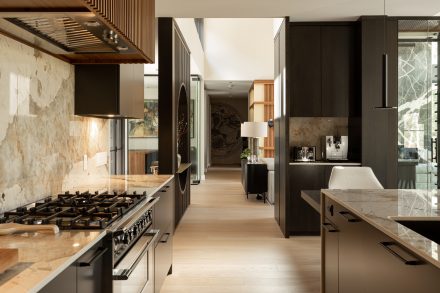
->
(248, 80, 275, 158)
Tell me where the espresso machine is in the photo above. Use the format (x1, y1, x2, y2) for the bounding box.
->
(324, 135, 348, 160)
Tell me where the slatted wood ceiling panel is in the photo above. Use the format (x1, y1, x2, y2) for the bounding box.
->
(82, 0, 155, 62)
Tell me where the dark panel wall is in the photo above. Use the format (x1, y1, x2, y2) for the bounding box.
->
(274, 18, 290, 237)
(360, 17, 398, 188)
(210, 97, 248, 166)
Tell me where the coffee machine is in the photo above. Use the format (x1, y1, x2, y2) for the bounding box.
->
(324, 136, 348, 160)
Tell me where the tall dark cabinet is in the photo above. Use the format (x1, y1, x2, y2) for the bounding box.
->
(274, 18, 290, 236)
(158, 18, 191, 228)
(284, 22, 360, 237)
(360, 16, 398, 188)
(290, 23, 357, 117)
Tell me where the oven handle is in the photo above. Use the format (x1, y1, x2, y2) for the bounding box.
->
(113, 229, 159, 281)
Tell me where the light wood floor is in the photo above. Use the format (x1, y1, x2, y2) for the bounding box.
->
(161, 168, 321, 293)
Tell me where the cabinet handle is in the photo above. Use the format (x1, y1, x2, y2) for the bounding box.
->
(338, 211, 361, 222)
(160, 190, 167, 192)
(160, 232, 171, 243)
(79, 247, 108, 267)
(379, 241, 423, 266)
(322, 222, 338, 232)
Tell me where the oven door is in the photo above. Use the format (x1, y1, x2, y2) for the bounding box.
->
(113, 230, 159, 293)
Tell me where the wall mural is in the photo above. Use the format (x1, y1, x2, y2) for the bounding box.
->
(128, 99, 159, 137)
(211, 102, 243, 164)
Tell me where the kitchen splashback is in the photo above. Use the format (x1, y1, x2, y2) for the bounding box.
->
(290, 117, 348, 160)
(0, 34, 110, 213)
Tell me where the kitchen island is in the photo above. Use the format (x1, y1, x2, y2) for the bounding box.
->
(321, 189, 440, 293)
(0, 174, 174, 293)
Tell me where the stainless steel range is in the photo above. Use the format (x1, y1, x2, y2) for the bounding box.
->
(0, 190, 159, 293)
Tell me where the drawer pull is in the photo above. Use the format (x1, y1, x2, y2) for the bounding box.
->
(322, 222, 338, 232)
(338, 211, 361, 222)
(79, 247, 108, 267)
(379, 241, 423, 266)
(160, 232, 171, 243)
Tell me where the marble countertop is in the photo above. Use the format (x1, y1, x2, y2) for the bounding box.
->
(322, 189, 440, 269)
(0, 174, 174, 293)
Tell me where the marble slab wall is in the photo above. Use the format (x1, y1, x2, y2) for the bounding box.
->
(0, 34, 110, 213)
(289, 117, 348, 160)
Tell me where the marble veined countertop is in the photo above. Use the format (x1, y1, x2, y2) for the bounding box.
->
(322, 189, 440, 269)
(0, 174, 174, 293)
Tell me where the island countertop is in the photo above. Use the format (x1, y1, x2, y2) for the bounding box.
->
(0, 174, 174, 293)
(322, 189, 440, 269)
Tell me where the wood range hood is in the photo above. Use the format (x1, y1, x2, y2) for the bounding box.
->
(0, 0, 155, 64)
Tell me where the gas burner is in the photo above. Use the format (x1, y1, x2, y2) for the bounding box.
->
(0, 190, 147, 230)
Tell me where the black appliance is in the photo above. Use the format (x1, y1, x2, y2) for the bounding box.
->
(292, 146, 316, 162)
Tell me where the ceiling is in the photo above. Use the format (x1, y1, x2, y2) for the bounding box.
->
(157, 0, 440, 20)
(205, 80, 252, 98)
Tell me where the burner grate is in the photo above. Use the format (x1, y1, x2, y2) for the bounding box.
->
(0, 191, 147, 230)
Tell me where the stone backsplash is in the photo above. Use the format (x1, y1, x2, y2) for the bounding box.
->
(0, 34, 110, 213)
(289, 117, 348, 160)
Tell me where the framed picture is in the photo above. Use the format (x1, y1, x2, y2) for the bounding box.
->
(128, 99, 159, 137)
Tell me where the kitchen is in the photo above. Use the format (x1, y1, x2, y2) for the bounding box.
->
(1, 1, 440, 293)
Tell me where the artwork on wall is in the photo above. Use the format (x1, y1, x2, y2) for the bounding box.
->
(128, 99, 159, 137)
(211, 102, 242, 160)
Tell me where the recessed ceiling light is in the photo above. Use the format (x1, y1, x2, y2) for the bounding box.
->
(117, 45, 128, 51)
(84, 20, 101, 27)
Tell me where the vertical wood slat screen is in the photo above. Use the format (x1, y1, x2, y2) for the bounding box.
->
(82, 0, 155, 61)
(264, 83, 275, 158)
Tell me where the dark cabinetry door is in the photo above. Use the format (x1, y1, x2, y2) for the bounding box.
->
(39, 264, 77, 293)
(245, 163, 268, 195)
(321, 26, 355, 117)
(154, 180, 175, 293)
(325, 198, 440, 293)
(360, 221, 440, 293)
(289, 165, 323, 234)
(331, 201, 370, 293)
(322, 216, 338, 293)
(291, 25, 322, 117)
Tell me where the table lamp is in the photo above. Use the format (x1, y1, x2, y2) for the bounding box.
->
(241, 122, 268, 163)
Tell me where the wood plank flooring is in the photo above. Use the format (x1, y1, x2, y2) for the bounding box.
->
(161, 168, 320, 293)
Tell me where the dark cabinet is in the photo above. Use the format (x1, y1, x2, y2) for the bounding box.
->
(323, 197, 440, 293)
(154, 179, 175, 293)
(40, 236, 112, 293)
(322, 217, 338, 293)
(75, 64, 144, 119)
(289, 165, 324, 234)
(290, 23, 357, 117)
(321, 26, 355, 117)
(291, 25, 322, 117)
(242, 163, 268, 197)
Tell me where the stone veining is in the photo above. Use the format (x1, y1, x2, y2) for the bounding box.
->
(0, 34, 110, 213)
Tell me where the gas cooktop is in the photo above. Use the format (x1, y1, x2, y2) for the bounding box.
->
(0, 191, 147, 230)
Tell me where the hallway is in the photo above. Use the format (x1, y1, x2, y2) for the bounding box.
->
(161, 169, 320, 293)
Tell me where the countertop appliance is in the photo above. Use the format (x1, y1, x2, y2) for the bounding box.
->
(0, 190, 159, 293)
(293, 146, 316, 162)
(325, 135, 348, 160)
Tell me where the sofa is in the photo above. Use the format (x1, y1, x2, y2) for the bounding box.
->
(261, 158, 275, 204)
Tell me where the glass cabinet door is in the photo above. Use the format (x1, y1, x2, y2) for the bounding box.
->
(398, 20, 440, 190)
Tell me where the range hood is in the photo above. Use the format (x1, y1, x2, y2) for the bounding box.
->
(75, 64, 144, 119)
(0, 12, 136, 57)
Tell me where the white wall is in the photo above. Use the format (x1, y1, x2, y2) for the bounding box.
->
(204, 18, 274, 81)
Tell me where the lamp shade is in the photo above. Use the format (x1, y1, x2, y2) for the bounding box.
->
(241, 122, 268, 138)
(241, 123, 252, 137)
